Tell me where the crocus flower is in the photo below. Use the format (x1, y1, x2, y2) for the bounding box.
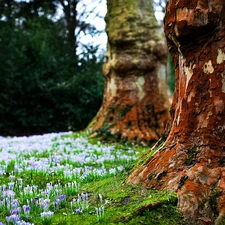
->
(2, 190, 15, 199)
(41, 211, 54, 218)
(6, 214, 20, 224)
(17, 221, 34, 225)
(11, 199, 20, 209)
(81, 193, 88, 201)
(75, 208, 82, 214)
(23, 205, 30, 215)
(39, 199, 50, 211)
(60, 194, 66, 200)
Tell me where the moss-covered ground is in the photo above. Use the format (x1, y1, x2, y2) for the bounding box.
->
(0, 131, 185, 225)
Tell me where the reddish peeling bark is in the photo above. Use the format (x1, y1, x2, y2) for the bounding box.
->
(88, 0, 170, 145)
(127, 1, 225, 224)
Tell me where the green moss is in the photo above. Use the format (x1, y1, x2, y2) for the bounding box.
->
(218, 217, 225, 225)
(145, 104, 153, 112)
(178, 175, 188, 189)
(117, 105, 132, 119)
(148, 172, 155, 181)
(80, 175, 182, 225)
(96, 123, 115, 141)
(91, 104, 133, 142)
(209, 189, 220, 214)
(108, 104, 120, 115)
(184, 149, 196, 165)
(130, 148, 156, 173)
(106, 0, 158, 43)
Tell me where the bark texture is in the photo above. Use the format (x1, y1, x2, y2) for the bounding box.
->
(127, 1, 225, 224)
(88, 0, 170, 145)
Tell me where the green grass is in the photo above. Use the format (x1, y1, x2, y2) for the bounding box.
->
(0, 131, 184, 225)
(83, 175, 183, 225)
(40, 174, 183, 225)
(13, 175, 182, 225)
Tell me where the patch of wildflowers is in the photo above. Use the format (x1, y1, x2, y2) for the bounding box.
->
(8, 182, 15, 190)
(95, 206, 105, 221)
(0, 131, 138, 223)
(70, 192, 89, 214)
(10, 207, 21, 215)
(11, 199, 20, 209)
(41, 211, 54, 224)
(6, 214, 20, 224)
(41, 211, 54, 218)
(2, 190, 15, 199)
(16, 221, 34, 225)
(39, 198, 50, 211)
(95, 194, 109, 221)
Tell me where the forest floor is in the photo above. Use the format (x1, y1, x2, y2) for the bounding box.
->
(0, 131, 184, 225)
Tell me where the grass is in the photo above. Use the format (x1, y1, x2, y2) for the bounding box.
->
(0, 131, 184, 225)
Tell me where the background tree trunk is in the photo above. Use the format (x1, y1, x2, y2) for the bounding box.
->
(127, 1, 225, 224)
(60, 0, 78, 57)
(88, 0, 170, 145)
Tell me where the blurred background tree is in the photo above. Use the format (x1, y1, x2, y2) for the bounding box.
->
(88, 0, 170, 145)
(0, 0, 104, 136)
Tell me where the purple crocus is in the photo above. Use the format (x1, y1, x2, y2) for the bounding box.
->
(60, 194, 66, 200)
(10, 207, 21, 215)
(40, 211, 54, 218)
(6, 214, 20, 224)
(81, 193, 88, 201)
(75, 208, 82, 214)
(2, 190, 15, 199)
(11, 199, 20, 209)
(23, 205, 30, 215)
(54, 194, 66, 205)
(39, 199, 50, 211)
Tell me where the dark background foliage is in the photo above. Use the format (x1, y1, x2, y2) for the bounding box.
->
(0, 0, 173, 136)
(0, 0, 104, 136)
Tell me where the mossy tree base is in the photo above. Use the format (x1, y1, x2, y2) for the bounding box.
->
(88, 75, 169, 145)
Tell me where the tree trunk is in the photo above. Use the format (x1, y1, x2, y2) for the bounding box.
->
(88, 0, 170, 145)
(127, 1, 225, 224)
(60, 0, 78, 57)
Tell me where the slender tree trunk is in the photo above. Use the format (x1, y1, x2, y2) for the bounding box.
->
(60, 0, 78, 57)
(88, 0, 170, 145)
(127, 1, 225, 224)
